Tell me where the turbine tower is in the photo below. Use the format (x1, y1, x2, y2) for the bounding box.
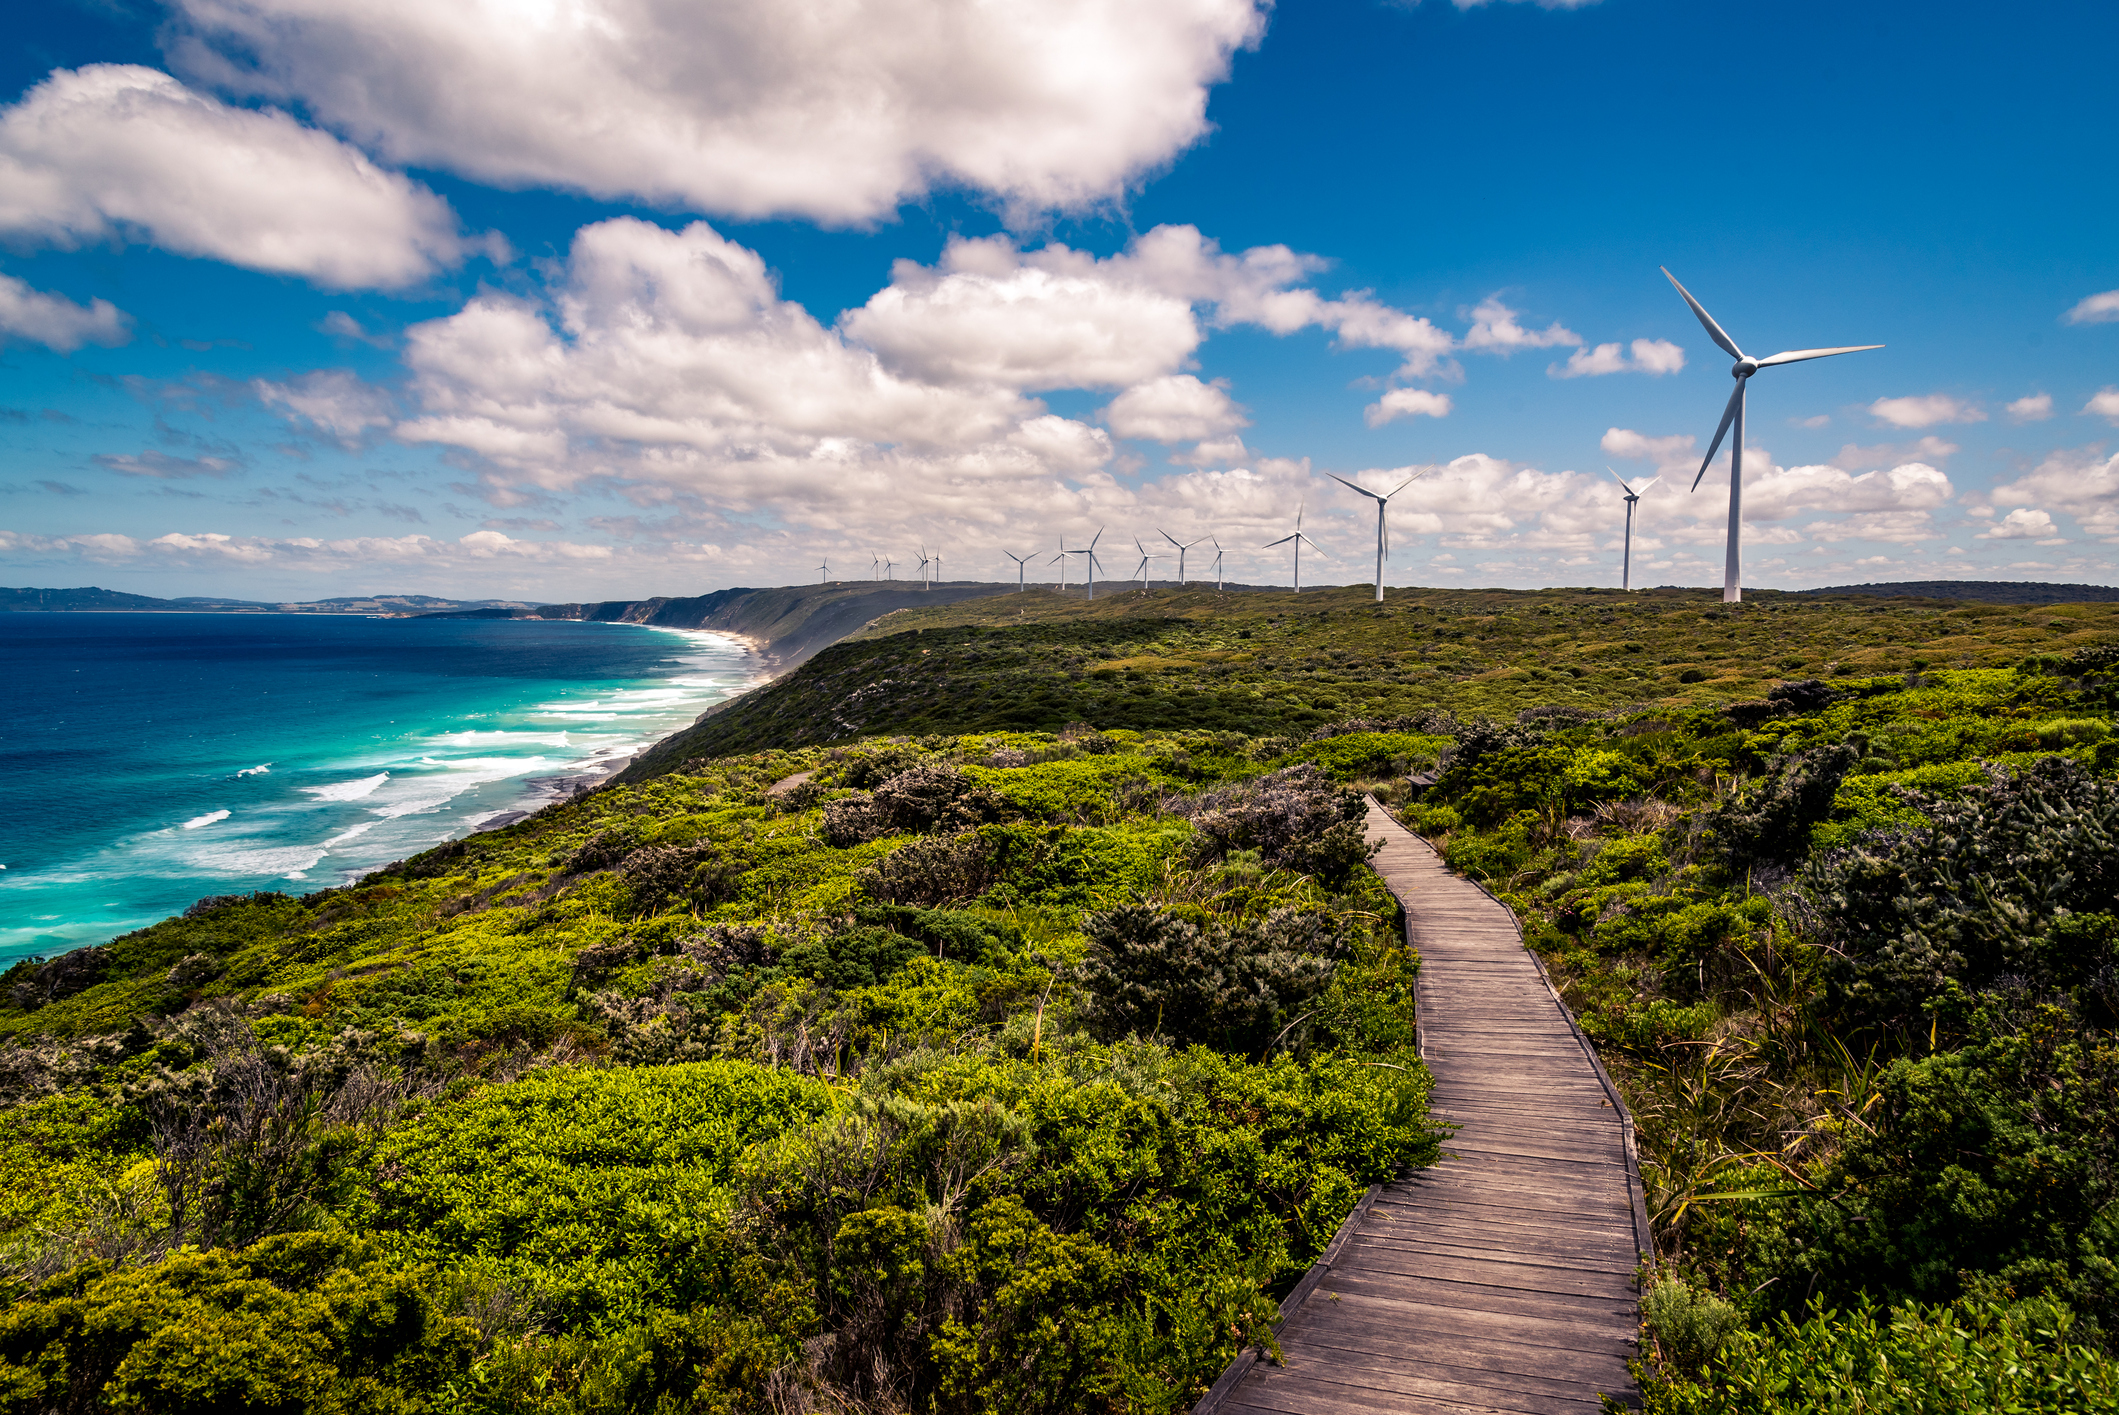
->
(1049, 536, 1069, 592)
(1262, 503, 1325, 592)
(914, 546, 932, 590)
(1607, 467, 1658, 592)
(882, 556, 895, 580)
(1131, 537, 1168, 594)
(1160, 529, 1209, 586)
(932, 546, 944, 584)
(817, 560, 828, 584)
(1210, 537, 1225, 591)
(1326, 471, 1427, 603)
(1662, 267, 1882, 603)
(1067, 527, 1107, 600)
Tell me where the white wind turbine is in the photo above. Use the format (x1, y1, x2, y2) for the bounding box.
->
(1131, 537, 1168, 594)
(1160, 529, 1209, 587)
(1606, 466, 1658, 592)
(1209, 537, 1225, 591)
(869, 552, 880, 580)
(1326, 471, 1428, 603)
(1065, 527, 1107, 599)
(1662, 267, 1882, 603)
(914, 545, 932, 589)
(931, 546, 945, 584)
(882, 555, 895, 580)
(817, 560, 828, 584)
(1048, 536, 1070, 592)
(1003, 550, 1032, 591)
(1262, 503, 1326, 592)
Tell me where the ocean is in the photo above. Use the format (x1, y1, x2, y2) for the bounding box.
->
(0, 613, 759, 968)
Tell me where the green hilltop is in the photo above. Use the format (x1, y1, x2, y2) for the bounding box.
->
(2, 584, 2116, 1413)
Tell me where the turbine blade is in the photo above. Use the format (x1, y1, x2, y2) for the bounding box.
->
(1385, 471, 1425, 499)
(1261, 534, 1296, 548)
(1606, 464, 1636, 495)
(1089, 526, 1103, 550)
(1755, 344, 1885, 367)
(1161, 528, 1181, 548)
(1636, 475, 1660, 494)
(1691, 380, 1745, 492)
(1661, 266, 1744, 361)
(1297, 533, 1328, 556)
(1327, 472, 1382, 502)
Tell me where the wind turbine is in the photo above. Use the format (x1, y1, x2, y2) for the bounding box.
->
(1160, 529, 1209, 587)
(869, 552, 880, 580)
(1606, 467, 1658, 592)
(1662, 267, 1882, 603)
(1262, 504, 1326, 592)
(914, 546, 933, 590)
(1066, 527, 1107, 600)
(932, 546, 944, 584)
(817, 560, 828, 584)
(1210, 537, 1225, 591)
(882, 556, 895, 580)
(1003, 550, 1031, 591)
(1325, 471, 1427, 603)
(1132, 537, 1168, 594)
(1049, 536, 1069, 592)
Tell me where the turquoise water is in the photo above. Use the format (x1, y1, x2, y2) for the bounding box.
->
(0, 614, 758, 966)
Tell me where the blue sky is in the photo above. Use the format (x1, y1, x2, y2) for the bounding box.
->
(2, 0, 2114, 600)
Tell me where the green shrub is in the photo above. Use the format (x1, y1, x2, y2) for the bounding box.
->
(1642, 1276, 1740, 1371)
(1644, 1297, 2119, 1414)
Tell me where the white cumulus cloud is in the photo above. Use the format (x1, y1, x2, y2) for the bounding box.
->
(1364, 388, 1453, 427)
(1990, 446, 2119, 541)
(2063, 290, 2119, 325)
(1976, 508, 2059, 541)
(0, 272, 130, 351)
(1867, 393, 1986, 429)
(2004, 393, 2054, 423)
(1103, 375, 1248, 443)
(0, 65, 480, 288)
(166, 0, 1269, 224)
(1461, 297, 1580, 354)
(1550, 337, 1684, 379)
(2085, 388, 2119, 425)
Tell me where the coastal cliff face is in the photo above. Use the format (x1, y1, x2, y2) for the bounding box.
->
(425, 581, 1010, 667)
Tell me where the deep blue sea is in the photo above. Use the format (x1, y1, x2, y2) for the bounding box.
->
(0, 614, 759, 967)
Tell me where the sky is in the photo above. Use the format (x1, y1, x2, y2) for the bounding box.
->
(1, 0, 2115, 602)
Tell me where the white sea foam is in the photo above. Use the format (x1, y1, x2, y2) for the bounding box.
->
(181, 809, 231, 829)
(236, 763, 271, 777)
(302, 772, 389, 801)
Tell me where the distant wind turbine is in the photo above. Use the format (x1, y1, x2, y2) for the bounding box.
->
(817, 560, 828, 584)
(1326, 471, 1428, 603)
(1607, 467, 1658, 592)
(1262, 504, 1326, 592)
(1065, 527, 1107, 600)
(1210, 537, 1225, 592)
(1662, 266, 1882, 603)
(914, 546, 933, 590)
(1160, 529, 1209, 587)
(1003, 550, 1031, 591)
(1132, 537, 1169, 594)
(869, 552, 880, 580)
(1049, 536, 1069, 593)
(882, 556, 895, 580)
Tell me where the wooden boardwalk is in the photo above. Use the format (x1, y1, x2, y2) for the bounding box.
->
(1200, 800, 1648, 1414)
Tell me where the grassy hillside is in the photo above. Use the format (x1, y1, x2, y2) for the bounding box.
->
(3, 586, 2117, 1413)
(624, 584, 2118, 778)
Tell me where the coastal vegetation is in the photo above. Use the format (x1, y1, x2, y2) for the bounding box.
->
(3, 584, 2118, 1411)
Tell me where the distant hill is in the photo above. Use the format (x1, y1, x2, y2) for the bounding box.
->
(2, 586, 528, 614)
(1799, 580, 2119, 606)
(419, 581, 1014, 666)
